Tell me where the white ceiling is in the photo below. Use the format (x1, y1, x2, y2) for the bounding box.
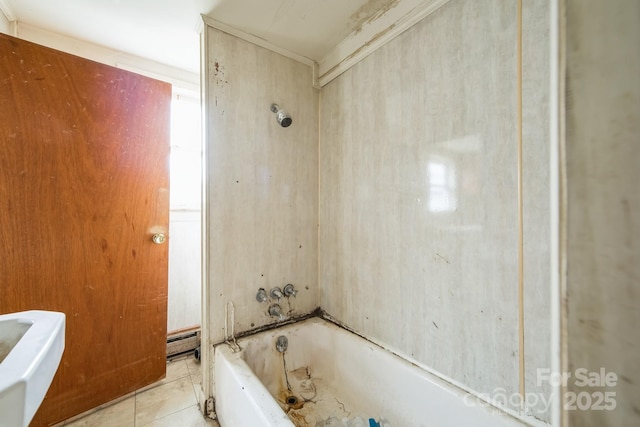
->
(3, 0, 391, 74)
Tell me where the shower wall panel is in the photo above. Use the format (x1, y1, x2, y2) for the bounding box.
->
(202, 26, 319, 344)
(319, 0, 550, 420)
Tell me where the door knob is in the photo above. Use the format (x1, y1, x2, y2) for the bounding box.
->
(152, 233, 166, 244)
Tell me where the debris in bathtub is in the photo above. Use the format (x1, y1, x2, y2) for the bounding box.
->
(288, 411, 314, 426)
(316, 415, 368, 427)
(346, 417, 366, 427)
(299, 378, 317, 401)
(334, 397, 347, 413)
(366, 419, 391, 427)
(290, 366, 317, 401)
(324, 416, 342, 426)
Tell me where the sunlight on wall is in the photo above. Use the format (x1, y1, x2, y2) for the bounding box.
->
(170, 93, 201, 211)
(167, 91, 202, 332)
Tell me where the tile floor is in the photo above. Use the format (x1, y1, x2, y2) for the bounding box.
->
(55, 356, 220, 427)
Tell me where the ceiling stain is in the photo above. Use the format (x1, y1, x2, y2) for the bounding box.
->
(348, 0, 399, 35)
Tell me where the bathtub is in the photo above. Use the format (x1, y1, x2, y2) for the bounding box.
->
(214, 317, 527, 427)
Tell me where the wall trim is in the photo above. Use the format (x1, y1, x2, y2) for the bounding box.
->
(551, 0, 566, 425)
(317, 0, 451, 86)
(15, 22, 199, 89)
(200, 1, 450, 88)
(200, 14, 318, 87)
(200, 15, 315, 68)
(199, 24, 213, 416)
(0, 0, 16, 22)
(516, 0, 526, 406)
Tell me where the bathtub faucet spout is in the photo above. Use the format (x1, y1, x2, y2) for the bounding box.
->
(276, 335, 288, 353)
(268, 304, 285, 321)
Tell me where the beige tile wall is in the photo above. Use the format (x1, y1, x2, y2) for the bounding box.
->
(319, 0, 550, 419)
(564, 0, 640, 425)
(522, 0, 551, 422)
(203, 26, 319, 344)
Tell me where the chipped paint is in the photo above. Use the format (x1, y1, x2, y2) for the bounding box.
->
(319, 23, 397, 81)
(318, 0, 452, 86)
(212, 59, 227, 87)
(348, 0, 398, 35)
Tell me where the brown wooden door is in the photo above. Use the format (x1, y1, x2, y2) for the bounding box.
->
(0, 34, 171, 425)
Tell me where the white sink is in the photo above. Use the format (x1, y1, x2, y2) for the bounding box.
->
(0, 311, 65, 427)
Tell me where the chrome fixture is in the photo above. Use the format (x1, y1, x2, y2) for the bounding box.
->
(270, 103, 292, 128)
(256, 288, 268, 303)
(270, 287, 283, 299)
(276, 336, 288, 353)
(268, 304, 284, 320)
(283, 284, 297, 297)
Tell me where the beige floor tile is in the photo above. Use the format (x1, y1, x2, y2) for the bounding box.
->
(186, 357, 202, 386)
(165, 359, 190, 382)
(135, 376, 196, 426)
(65, 396, 135, 427)
(192, 382, 204, 406)
(141, 405, 219, 427)
(185, 357, 202, 375)
(185, 357, 200, 376)
(137, 359, 191, 393)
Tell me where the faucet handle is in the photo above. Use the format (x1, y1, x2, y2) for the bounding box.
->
(283, 284, 297, 297)
(270, 287, 283, 299)
(256, 288, 268, 303)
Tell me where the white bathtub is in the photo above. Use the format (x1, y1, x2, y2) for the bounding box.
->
(214, 317, 528, 427)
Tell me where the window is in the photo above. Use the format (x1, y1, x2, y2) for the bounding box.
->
(169, 92, 201, 211)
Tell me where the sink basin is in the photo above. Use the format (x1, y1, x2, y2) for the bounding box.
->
(0, 311, 65, 427)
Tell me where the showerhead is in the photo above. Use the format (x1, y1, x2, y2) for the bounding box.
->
(270, 103, 292, 128)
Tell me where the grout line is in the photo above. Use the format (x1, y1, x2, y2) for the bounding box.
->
(555, 2, 568, 425)
(517, 0, 526, 406)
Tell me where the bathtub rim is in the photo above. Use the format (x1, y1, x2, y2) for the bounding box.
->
(214, 344, 296, 427)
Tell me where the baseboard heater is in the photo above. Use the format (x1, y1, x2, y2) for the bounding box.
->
(166, 327, 200, 359)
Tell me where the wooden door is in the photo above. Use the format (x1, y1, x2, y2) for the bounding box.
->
(0, 34, 171, 425)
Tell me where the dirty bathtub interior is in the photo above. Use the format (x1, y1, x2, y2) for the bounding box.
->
(214, 317, 527, 427)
